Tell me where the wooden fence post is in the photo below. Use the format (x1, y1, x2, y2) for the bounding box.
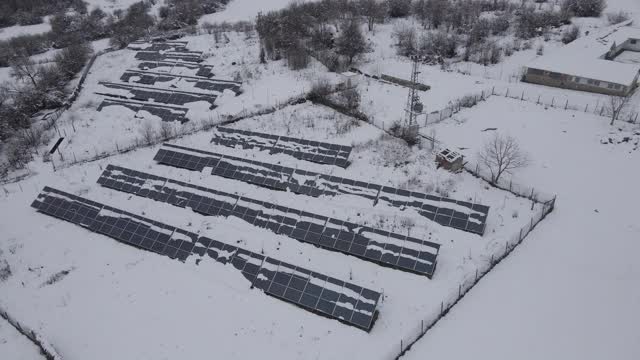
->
(537, 95, 541, 104)
(565, 99, 568, 109)
(584, 103, 589, 112)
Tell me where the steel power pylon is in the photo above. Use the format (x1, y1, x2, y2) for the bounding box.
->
(404, 55, 423, 129)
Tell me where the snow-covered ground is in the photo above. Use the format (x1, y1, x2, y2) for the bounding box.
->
(0, 99, 539, 359)
(0, 318, 42, 360)
(404, 97, 640, 359)
(0, 17, 51, 41)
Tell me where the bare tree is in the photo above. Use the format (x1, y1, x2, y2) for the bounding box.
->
(335, 19, 368, 65)
(606, 94, 631, 125)
(478, 134, 530, 184)
(9, 55, 41, 87)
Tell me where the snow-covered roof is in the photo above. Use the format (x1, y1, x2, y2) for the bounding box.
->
(526, 21, 640, 86)
(341, 71, 358, 77)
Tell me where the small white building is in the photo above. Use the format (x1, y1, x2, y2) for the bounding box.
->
(340, 71, 360, 88)
(523, 21, 640, 96)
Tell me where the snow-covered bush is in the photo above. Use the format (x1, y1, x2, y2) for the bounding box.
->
(561, 0, 606, 18)
(606, 11, 630, 25)
(561, 25, 580, 44)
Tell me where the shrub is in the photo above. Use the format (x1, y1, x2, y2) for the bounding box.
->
(392, 24, 417, 56)
(387, 0, 412, 18)
(13, 11, 43, 26)
(561, 0, 606, 18)
(607, 11, 630, 25)
(561, 24, 580, 44)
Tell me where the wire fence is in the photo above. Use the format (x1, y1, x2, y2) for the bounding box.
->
(421, 85, 639, 128)
(0, 305, 63, 360)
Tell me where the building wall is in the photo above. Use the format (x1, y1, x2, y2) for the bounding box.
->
(523, 68, 633, 96)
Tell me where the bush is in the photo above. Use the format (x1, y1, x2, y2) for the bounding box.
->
(561, 0, 605, 18)
(387, 0, 412, 18)
(419, 30, 458, 60)
(561, 24, 580, 44)
(607, 11, 630, 25)
(14, 11, 43, 26)
(54, 41, 92, 79)
(392, 24, 417, 56)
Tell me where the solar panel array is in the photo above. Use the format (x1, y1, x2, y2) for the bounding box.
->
(137, 61, 215, 78)
(31, 187, 381, 331)
(135, 50, 203, 63)
(211, 127, 352, 168)
(98, 165, 441, 277)
(97, 98, 188, 123)
(154, 144, 490, 235)
(121, 70, 242, 95)
(128, 41, 189, 52)
(97, 82, 217, 108)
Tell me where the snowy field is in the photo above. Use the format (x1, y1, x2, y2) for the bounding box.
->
(2, 0, 640, 358)
(0, 318, 42, 360)
(404, 97, 640, 359)
(0, 100, 540, 359)
(0, 17, 51, 41)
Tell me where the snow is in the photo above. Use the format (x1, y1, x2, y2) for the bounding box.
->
(405, 96, 640, 360)
(0, 17, 51, 41)
(199, 0, 320, 24)
(614, 50, 640, 65)
(0, 318, 43, 360)
(526, 22, 640, 86)
(0, 97, 541, 359)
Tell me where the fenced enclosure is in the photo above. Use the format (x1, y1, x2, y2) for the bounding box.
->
(421, 85, 640, 127)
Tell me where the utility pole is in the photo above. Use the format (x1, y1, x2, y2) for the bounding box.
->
(403, 55, 423, 140)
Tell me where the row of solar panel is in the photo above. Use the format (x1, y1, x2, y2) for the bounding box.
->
(135, 51, 203, 63)
(31, 187, 381, 331)
(211, 127, 352, 168)
(120, 70, 242, 95)
(137, 62, 215, 78)
(98, 165, 440, 277)
(97, 82, 217, 108)
(97, 99, 188, 123)
(128, 42, 189, 52)
(154, 144, 489, 235)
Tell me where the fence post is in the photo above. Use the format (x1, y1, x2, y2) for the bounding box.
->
(400, 340, 403, 354)
(440, 301, 443, 315)
(505, 88, 509, 97)
(536, 95, 541, 104)
(491, 86, 495, 95)
(565, 99, 568, 110)
(458, 284, 462, 297)
(551, 97, 555, 107)
(600, 106, 604, 116)
(584, 103, 589, 112)
(519, 228, 523, 241)
(521, 91, 524, 100)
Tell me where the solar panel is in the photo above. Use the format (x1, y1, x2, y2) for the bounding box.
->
(211, 127, 352, 168)
(154, 144, 489, 235)
(97, 99, 188, 123)
(31, 187, 381, 331)
(98, 165, 440, 277)
(121, 70, 242, 95)
(98, 82, 217, 108)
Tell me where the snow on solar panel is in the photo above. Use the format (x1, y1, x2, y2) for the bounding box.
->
(210, 127, 352, 168)
(98, 165, 441, 277)
(98, 82, 217, 108)
(96, 99, 189, 123)
(30, 187, 381, 331)
(154, 144, 490, 235)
